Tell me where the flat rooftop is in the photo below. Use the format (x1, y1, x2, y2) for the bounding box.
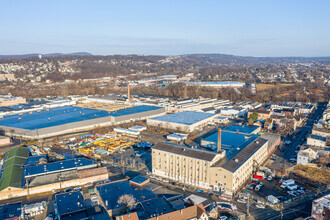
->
(55, 191, 84, 216)
(153, 142, 217, 162)
(25, 158, 97, 178)
(0, 106, 111, 130)
(224, 125, 260, 135)
(97, 180, 157, 210)
(109, 105, 162, 117)
(204, 131, 259, 149)
(150, 111, 215, 125)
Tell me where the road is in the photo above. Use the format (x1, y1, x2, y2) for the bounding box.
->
(271, 102, 327, 169)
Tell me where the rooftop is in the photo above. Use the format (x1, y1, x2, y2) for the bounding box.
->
(213, 137, 268, 172)
(109, 105, 162, 117)
(130, 175, 149, 185)
(224, 125, 260, 135)
(55, 191, 85, 216)
(96, 180, 157, 210)
(0, 106, 111, 130)
(25, 158, 97, 178)
(0, 203, 22, 220)
(139, 197, 174, 219)
(204, 130, 259, 149)
(309, 135, 326, 142)
(0, 147, 29, 191)
(153, 142, 218, 162)
(150, 111, 215, 125)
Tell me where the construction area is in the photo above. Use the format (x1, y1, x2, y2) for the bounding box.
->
(78, 135, 138, 157)
(75, 102, 129, 112)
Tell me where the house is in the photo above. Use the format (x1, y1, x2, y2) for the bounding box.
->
(248, 108, 273, 120)
(118, 197, 209, 220)
(311, 193, 330, 220)
(297, 148, 318, 165)
(307, 135, 327, 148)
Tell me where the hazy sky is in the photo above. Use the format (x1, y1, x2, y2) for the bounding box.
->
(1, 0, 329, 56)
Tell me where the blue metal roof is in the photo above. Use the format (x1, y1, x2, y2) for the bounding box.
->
(97, 181, 157, 210)
(55, 191, 85, 216)
(204, 131, 259, 160)
(130, 175, 149, 184)
(24, 155, 47, 166)
(205, 131, 255, 148)
(25, 158, 96, 177)
(150, 111, 215, 125)
(0, 106, 111, 130)
(109, 105, 162, 117)
(224, 125, 260, 135)
(0, 203, 22, 219)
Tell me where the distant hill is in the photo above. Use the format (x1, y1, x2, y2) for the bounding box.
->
(0, 52, 92, 59)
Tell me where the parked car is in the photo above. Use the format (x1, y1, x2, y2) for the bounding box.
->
(237, 199, 247, 204)
(64, 188, 72, 193)
(162, 179, 169, 183)
(256, 204, 265, 209)
(196, 189, 204, 193)
(267, 176, 273, 181)
(187, 186, 195, 191)
(219, 216, 228, 220)
(73, 187, 81, 191)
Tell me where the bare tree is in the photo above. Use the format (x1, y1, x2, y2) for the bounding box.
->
(117, 194, 136, 210)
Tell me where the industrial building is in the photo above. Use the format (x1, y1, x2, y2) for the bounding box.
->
(147, 111, 217, 133)
(0, 136, 10, 146)
(0, 95, 26, 107)
(0, 105, 165, 139)
(152, 129, 269, 194)
(185, 81, 245, 88)
(223, 125, 261, 135)
(0, 146, 108, 201)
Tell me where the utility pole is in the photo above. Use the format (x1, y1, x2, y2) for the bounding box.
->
(280, 203, 284, 220)
(247, 193, 250, 216)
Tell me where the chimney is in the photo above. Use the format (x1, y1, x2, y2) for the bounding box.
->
(184, 84, 188, 99)
(127, 84, 131, 101)
(217, 128, 221, 152)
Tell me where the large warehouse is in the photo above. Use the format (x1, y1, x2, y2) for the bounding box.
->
(0, 105, 165, 139)
(147, 111, 217, 132)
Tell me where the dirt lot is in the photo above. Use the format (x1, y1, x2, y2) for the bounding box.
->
(256, 83, 295, 91)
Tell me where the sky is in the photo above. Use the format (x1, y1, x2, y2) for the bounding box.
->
(1, 0, 330, 57)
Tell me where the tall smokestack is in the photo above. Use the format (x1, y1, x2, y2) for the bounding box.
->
(217, 128, 221, 152)
(184, 84, 188, 99)
(127, 84, 130, 101)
